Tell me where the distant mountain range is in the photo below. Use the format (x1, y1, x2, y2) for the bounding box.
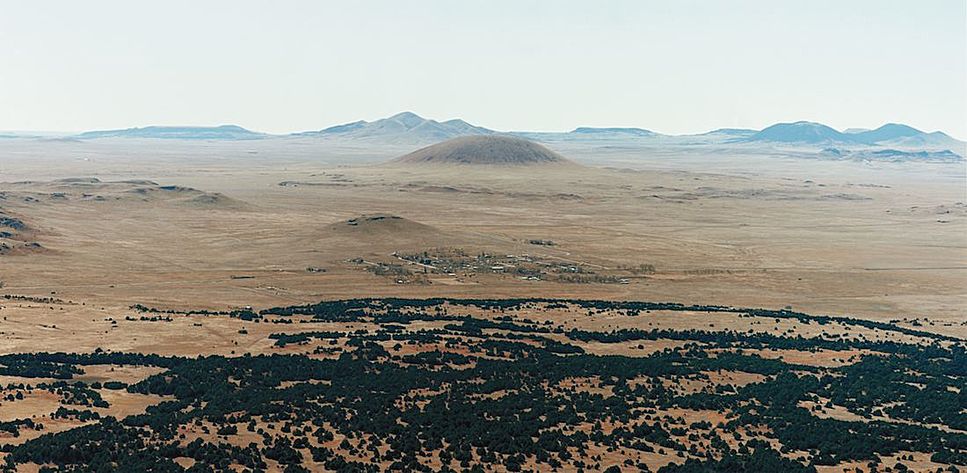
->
(53, 113, 965, 159)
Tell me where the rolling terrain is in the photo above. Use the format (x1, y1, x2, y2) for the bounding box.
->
(0, 136, 962, 323)
(0, 130, 963, 472)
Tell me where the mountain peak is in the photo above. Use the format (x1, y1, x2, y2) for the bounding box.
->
(387, 112, 428, 127)
(389, 111, 423, 119)
(295, 112, 493, 144)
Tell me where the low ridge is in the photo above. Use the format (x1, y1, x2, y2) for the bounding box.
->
(76, 125, 263, 140)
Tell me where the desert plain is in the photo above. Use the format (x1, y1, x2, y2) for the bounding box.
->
(0, 133, 963, 472)
(0, 137, 963, 328)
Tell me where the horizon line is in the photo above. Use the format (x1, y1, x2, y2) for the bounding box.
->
(2, 113, 963, 142)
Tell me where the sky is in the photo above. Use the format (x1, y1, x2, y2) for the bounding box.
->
(1, 0, 965, 138)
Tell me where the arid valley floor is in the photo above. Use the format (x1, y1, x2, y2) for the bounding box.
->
(0, 135, 964, 472)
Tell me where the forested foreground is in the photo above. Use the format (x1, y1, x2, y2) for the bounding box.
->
(0, 298, 964, 472)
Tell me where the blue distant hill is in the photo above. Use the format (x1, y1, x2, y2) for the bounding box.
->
(746, 121, 963, 150)
(750, 121, 849, 143)
(76, 125, 265, 140)
(851, 123, 923, 144)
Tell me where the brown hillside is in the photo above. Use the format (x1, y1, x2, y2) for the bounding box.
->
(391, 135, 573, 166)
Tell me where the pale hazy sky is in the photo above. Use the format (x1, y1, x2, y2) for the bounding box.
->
(1, 0, 965, 137)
